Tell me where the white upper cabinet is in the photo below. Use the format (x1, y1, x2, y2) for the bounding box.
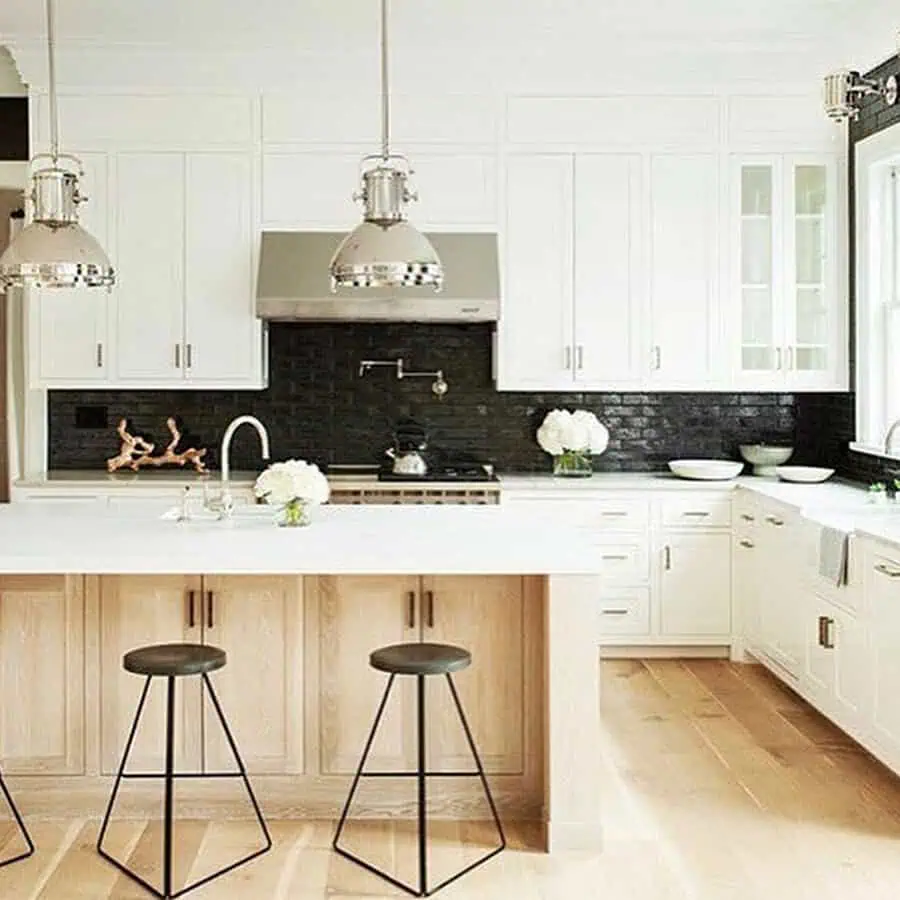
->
(113, 153, 186, 382)
(28, 152, 111, 388)
(184, 153, 261, 385)
(574, 154, 643, 386)
(497, 154, 574, 390)
(647, 155, 721, 386)
(731, 154, 844, 391)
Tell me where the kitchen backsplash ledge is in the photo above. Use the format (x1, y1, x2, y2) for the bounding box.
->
(48, 323, 804, 474)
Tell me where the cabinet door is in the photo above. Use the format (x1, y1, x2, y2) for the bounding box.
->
(733, 158, 784, 384)
(99, 575, 201, 774)
(262, 152, 359, 228)
(113, 153, 185, 383)
(804, 595, 836, 702)
(868, 556, 900, 758)
(496, 155, 574, 390)
(29, 152, 110, 386)
(412, 153, 498, 228)
(647, 155, 720, 385)
(659, 534, 732, 637)
(316, 575, 417, 774)
(0, 576, 84, 775)
(184, 153, 261, 385)
(733, 504, 761, 647)
(421, 575, 526, 775)
(783, 157, 843, 389)
(201, 575, 303, 775)
(573, 154, 642, 386)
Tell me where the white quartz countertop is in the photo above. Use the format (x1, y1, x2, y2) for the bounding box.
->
(0, 501, 604, 575)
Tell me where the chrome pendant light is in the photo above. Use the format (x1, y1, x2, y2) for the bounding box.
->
(0, 0, 115, 292)
(329, 0, 443, 291)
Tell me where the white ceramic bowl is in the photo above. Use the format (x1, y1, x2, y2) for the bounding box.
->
(774, 466, 835, 484)
(668, 459, 744, 481)
(739, 444, 794, 476)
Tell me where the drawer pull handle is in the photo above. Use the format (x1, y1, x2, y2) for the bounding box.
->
(407, 591, 416, 628)
(875, 563, 900, 578)
(740, 513, 755, 522)
(682, 511, 710, 518)
(765, 515, 785, 526)
(739, 539, 754, 549)
(601, 608, 629, 616)
(664, 545, 672, 570)
(601, 554, 628, 561)
(600, 511, 628, 518)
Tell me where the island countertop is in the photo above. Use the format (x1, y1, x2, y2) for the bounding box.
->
(0, 501, 604, 575)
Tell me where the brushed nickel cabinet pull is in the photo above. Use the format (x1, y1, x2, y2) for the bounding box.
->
(739, 539, 754, 548)
(740, 513, 755, 522)
(776, 347, 783, 369)
(601, 554, 628, 561)
(564, 346, 572, 370)
(765, 515, 784, 526)
(175, 343, 181, 369)
(652, 345, 661, 370)
(186, 343, 193, 369)
(600, 511, 628, 518)
(187, 590, 196, 628)
(818, 615, 835, 649)
(682, 511, 710, 518)
(206, 590, 214, 628)
(664, 545, 671, 570)
(425, 590, 435, 628)
(601, 609, 629, 616)
(576, 345, 584, 371)
(875, 562, 900, 578)
(96, 342, 104, 368)
(407, 591, 416, 628)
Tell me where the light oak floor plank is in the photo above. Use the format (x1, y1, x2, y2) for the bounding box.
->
(6, 661, 900, 898)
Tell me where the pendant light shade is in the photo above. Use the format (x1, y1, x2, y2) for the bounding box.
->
(329, 0, 443, 292)
(0, 0, 115, 293)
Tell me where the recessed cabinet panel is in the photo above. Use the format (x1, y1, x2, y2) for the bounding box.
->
(184, 154, 258, 383)
(498, 155, 573, 389)
(574, 154, 642, 385)
(648, 155, 720, 384)
(113, 153, 185, 382)
(262, 152, 359, 228)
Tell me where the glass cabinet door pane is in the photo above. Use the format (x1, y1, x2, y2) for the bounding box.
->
(740, 165, 776, 371)
(792, 164, 828, 372)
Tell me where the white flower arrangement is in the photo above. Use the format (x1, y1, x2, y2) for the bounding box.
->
(536, 409, 609, 457)
(254, 459, 330, 515)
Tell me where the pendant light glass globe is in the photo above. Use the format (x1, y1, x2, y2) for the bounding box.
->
(0, 0, 115, 293)
(329, 0, 442, 292)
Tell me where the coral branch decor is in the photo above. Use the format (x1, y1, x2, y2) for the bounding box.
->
(106, 417, 208, 473)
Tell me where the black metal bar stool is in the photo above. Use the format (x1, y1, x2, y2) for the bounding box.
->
(97, 643, 272, 899)
(0, 767, 34, 868)
(333, 642, 505, 897)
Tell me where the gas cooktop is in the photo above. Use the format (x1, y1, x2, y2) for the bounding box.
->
(378, 464, 496, 483)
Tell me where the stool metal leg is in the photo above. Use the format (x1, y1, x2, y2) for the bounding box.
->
(333, 671, 506, 897)
(0, 768, 35, 868)
(97, 673, 272, 899)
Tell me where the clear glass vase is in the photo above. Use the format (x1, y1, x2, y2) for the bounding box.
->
(552, 450, 593, 478)
(279, 498, 311, 527)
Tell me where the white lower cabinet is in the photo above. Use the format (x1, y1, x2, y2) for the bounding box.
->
(659, 533, 731, 638)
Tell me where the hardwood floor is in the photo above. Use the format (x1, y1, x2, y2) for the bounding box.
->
(6, 660, 900, 898)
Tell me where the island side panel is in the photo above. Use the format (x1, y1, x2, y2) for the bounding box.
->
(545, 574, 603, 851)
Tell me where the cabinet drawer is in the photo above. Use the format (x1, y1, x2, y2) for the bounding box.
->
(588, 541, 649, 581)
(596, 588, 650, 637)
(507, 497, 650, 531)
(660, 495, 731, 529)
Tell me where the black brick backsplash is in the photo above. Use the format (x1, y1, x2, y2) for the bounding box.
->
(48, 323, 798, 474)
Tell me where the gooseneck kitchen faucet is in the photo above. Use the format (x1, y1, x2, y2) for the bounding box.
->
(220, 415, 271, 516)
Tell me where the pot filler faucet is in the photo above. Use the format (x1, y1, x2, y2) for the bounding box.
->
(220, 415, 271, 516)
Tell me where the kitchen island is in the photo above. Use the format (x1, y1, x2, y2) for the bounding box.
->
(0, 501, 602, 853)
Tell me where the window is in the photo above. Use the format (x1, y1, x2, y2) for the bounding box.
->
(854, 126, 900, 457)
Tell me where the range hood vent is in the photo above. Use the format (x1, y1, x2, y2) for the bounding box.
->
(256, 231, 499, 323)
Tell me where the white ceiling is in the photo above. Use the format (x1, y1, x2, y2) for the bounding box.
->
(0, 0, 895, 92)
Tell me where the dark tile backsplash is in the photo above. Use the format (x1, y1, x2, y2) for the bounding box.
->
(49, 323, 799, 474)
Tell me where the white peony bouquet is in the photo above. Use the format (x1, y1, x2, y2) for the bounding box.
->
(536, 409, 609, 476)
(254, 459, 330, 526)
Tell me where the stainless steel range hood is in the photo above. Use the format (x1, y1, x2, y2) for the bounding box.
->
(256, 231, 499, 322)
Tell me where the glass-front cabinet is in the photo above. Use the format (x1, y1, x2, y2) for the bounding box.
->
(733, 155, 845, 390)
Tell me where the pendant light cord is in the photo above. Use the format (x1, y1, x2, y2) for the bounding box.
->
(380, 0, 390, 160)
(46, 0, 60, 161)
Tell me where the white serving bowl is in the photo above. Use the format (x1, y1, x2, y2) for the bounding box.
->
(739, 444, 794, 476)
(668, 459, 744, 481)
(774, 466, 835, 484)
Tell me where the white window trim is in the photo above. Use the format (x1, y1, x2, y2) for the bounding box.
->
(855, 125, 900, 460)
